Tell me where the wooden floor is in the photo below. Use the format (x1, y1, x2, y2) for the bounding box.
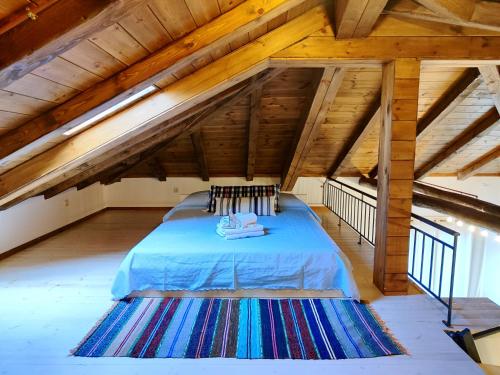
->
(0, 207, 495, 374)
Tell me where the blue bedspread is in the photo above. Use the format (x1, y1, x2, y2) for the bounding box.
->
(111, 193, 360, 300)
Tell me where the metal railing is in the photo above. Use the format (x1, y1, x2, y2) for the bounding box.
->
(323, 178, 460, 326)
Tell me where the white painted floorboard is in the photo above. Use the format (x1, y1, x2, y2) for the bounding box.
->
(0, 209, 487, 375)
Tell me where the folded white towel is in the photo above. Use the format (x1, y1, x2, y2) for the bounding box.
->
(223, 230, 265, 240)
(235, 212, 257, 228)
(216, 223, 264, 236)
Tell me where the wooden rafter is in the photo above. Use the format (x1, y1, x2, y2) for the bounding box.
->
(191, 131, 209, 181)
(334, 0, 389, 39)
(413, 0, 500, 32)
(37, 69, 284, 201)
(478, 65, 500, 113)
(457, 145, 500, 180)
(0, 7, 329, 208)
(0, 0, 308, 163)
(328, 96, 380, 177)
(414, 107, 500, 179)
(0, 0, 146, 89)
(246, 83, 263, 181)
(0, 0, 59, 36)
(368, 67, 482, 178)
(281, 67, 346, 191)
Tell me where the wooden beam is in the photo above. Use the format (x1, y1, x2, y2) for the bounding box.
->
(191, 131, 209, 181)
(374, 58, 420, 295)
(457, 145, 500, 180)
(412, 180, 500, 218)
(360, 176, 500, 233)
(368, 67, 482, 178)
(0, 6, 329, 208)
(282, 67, 346, 191)
(413, 0, 500, 32)
(0, 0, 308, 163)
(246, 83, 263, 181)
(334, 0, 389, 39)
(148, 158, 167, 182)
(0, 0, 59, 36)
(0, 0, 146, 89)
(37, 69, 284, 201)
(271, 36, 500, 61)
(414, 107, 500, 179)
(478, 65, 500, 112)
(328, 96, 380, 177)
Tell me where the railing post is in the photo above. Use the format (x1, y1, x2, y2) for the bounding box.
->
(358, 195, 363, 244)
(338, 184, 342, 227)
(444, 233, 459, 327)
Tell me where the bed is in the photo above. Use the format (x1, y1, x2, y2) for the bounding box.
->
(111, 192, 360, 300)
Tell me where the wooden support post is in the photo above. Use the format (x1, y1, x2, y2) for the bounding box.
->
(148, 158, 167, 181)
(247, 83, 263, 181)
(374, 58, 420, 295)
(191, 131, 209, 181)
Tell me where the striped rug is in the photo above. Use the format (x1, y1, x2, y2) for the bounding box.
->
(73, 298, 405, 359)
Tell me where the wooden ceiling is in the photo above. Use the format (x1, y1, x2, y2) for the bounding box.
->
(0, 0, 499, 208)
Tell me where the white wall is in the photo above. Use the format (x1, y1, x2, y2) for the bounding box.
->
(0, 177, 325, 255)
(0, 183, 104, 255)
(104, 176, 326, 207)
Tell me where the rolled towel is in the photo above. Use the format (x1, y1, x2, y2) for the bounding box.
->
(217, 223, 264, 236)
(219, 213, 238, 229)
(224, 230, 265, 240)
(235, 212, 257, 228)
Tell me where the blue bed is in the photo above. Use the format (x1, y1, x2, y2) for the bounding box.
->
(111, 192, 360, 300)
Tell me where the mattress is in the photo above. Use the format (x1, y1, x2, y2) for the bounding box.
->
(111, 192, 360, 300)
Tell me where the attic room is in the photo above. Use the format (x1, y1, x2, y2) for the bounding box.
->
(0, 0, 499, 374)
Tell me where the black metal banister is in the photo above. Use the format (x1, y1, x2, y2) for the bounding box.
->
(323, 178, 459, 326)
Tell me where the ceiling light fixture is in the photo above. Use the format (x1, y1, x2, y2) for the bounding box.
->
(480, 230, 488, 237)
(63, 86, 157, 136)
(456, 220, 464, 227)
(446, 216, 454, 223)
(468, 225, 476, 232)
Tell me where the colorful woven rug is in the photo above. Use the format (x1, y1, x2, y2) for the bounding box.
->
(73, 298, 405, 359)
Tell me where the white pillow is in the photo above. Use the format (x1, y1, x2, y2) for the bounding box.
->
(213, 195, 276, 216)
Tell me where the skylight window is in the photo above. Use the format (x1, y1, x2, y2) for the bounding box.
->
(63, 86, 157, 136)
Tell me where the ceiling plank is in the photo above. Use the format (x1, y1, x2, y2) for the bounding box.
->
(413, 0, 500, 32)
(328, 97, 381, 178)
(414, 107, 500, 179)
(368, 67, 482, 178)
(246, 83, 263, 181)
(478, 65, 500, 112)
(0, 0, 146, 89)
(281, 67, 346, 191)
(191, 131, 209, 181)
(0, 0, 308, 164)
(0, 6, 329, 208)
(36, 69, 284, 202)
(457, 145, 500, 180)
(334, 0, 389, 38)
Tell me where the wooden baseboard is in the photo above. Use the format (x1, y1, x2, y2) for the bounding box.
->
(0, 208, 106, 262)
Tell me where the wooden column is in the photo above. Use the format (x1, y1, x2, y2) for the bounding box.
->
(374, 59, 420, 295)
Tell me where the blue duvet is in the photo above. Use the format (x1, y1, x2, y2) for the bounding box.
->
(111, 192, 360, 300)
